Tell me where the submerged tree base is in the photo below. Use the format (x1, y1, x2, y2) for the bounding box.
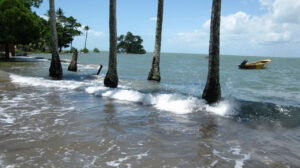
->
(49, 60, 63, 79)
(104, 72, 118, 88)
(147, 70, 161, 82)
(148, 58, 161, 82)
(202, 82, 221, 104)
(68, 49, 78, 72)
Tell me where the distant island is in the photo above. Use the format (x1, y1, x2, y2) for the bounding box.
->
(117, 32, 146, 54)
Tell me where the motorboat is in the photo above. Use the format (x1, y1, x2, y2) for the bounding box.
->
(239, 59, 271, 69)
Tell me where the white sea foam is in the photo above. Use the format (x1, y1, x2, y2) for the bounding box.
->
(87, 87, 200, 114)
(213, 146, 251, 168)
(106, 150, 149, 167)
(206, 100, 232, 116)
(9, 74, 233, 116)
(230, 147, 251, 168)
(10, 74, 83, 90)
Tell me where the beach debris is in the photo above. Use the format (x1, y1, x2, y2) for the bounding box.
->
(97, 65, 103, 75)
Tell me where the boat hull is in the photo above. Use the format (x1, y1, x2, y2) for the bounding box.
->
(239, 63, 266, 69)
(239, 59, 271, 69)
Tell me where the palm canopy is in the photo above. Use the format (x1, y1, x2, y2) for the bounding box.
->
(84, 25, 89, 31)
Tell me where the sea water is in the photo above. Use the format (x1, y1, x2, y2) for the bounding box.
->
(0, 52, 299, 167)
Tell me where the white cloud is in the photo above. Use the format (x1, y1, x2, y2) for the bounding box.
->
(40, 15, 49, 20)
(177, 30, 207, 43)
(170, 0, 300, 56)
(272, 0, 300, 23)
(89, 30, 104, 37)
(259, 0, 273, 8)
(149, 17, 157, 21)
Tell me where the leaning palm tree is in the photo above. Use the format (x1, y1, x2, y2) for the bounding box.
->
(148, 0, 164, 82)
(202, 0, 222, 104)
(104, 0, 118, 88)
(84, 25, 89, 49)
(49, 0, 62, 78)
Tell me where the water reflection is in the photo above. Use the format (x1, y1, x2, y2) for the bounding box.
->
(102, 100, 125, 137)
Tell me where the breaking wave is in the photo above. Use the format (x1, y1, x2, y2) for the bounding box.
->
(9, 74, 233, 116)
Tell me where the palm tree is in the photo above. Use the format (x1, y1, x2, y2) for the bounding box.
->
(84, 25, 89, 49)
(202, 0, 222, 104)
(104, 0, 118, 88)
(148, 0, 164, 82)
(49, 0, 62, 78)
(67, 16, 81, 49)
(56, 8, 65, 22)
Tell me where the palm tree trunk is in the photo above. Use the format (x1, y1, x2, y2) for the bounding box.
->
(11, 44, 15, 56)
(202, 0, 222, 104)
(84, 31, 88, 49)
(49, 0, 62, 79)
(68, 49, 78, 72)
(104, 0, 118, 88)
(148, 0, 164, 82)
(5, 44, 9, 59)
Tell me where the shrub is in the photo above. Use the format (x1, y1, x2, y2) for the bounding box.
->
(70, 47, 77, 53)
(81, 48, 89, 53)
(93, 48, 100, 53)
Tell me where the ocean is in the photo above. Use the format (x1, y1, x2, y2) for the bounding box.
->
(0, 52, 299, 167)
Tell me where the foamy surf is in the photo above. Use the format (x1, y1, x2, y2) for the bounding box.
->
(9, 74, 233, 116)
(88, 87, 234, 116)
(10, 74, 83, 90)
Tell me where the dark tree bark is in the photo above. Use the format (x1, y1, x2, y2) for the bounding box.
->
(148, 0, 164, 82)
(11, 44, 15, 56)
(202, 0, 222, 104)
(5, 44, 9, 59)
(104, 0, 118, 88)
(68, 49, 78, 72)
(49, 0, 63, 79)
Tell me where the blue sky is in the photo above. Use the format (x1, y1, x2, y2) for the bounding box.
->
(34, 0, 300, 57)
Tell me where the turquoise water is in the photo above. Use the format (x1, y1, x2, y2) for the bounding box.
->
(0, 52, 299, 167)
(35, 52, 300, 106)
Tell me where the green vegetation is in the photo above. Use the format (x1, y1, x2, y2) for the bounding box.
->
(22, 0, 43, 8)
(93, 48, 100, 53)
(67, 16, 82, 49)
(70, 47, 77, 53)
(0, 0, 40, 58)
(0, 0, 82, 55)
(35, 8, 82, 52)
(117, 32, 146, 54)
(81, 48, 89, 53)
(56, 8, 82, 52)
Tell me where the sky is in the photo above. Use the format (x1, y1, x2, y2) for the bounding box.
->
(34, 0, 300, 57)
